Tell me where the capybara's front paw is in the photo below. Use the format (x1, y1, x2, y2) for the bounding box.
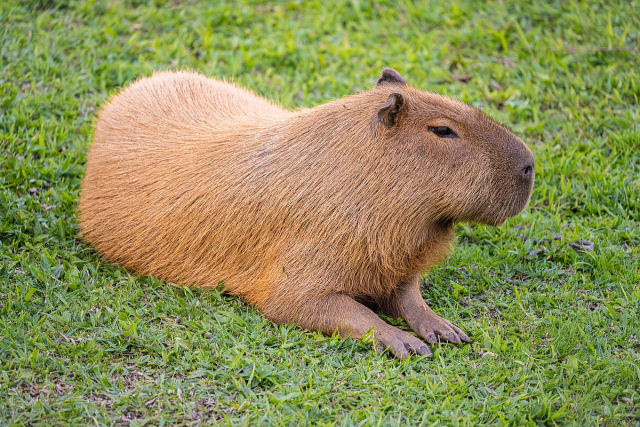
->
(375, 327, 432, 359)
(412, 312, 471, 345)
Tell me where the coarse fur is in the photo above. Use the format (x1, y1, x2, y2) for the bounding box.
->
(78, 69, 535, 358)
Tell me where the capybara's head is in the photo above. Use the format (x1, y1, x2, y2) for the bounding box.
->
(372, 68, 535, 226)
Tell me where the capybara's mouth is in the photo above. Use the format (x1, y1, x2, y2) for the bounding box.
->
(496, 191, 533, 226)
(476, 192, 532, 227)
(476, 213, 508, 227)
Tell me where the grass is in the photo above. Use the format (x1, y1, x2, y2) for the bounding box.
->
(1, 0, 639, 425)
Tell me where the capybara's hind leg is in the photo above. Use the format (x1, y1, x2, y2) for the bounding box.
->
(378, 277, 471, 345)
(264, 293, 431, 359)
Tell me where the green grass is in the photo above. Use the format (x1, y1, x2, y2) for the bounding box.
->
(1, 0, 639, 425)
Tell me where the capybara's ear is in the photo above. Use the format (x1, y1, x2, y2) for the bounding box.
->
(376, 68, 406, 87)
(378, 92, 406, 127)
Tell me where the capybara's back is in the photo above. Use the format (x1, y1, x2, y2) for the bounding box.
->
(80, 69, 534, 358)
(79, 71, 291, 306)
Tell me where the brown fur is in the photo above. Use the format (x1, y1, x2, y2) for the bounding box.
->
(78, 69, 534, 358)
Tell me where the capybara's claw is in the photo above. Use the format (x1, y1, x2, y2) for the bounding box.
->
(416, 316, 470, 345)
(375, 328, 432, 359)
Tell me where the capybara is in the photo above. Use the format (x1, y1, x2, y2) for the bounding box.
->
(78, 68, 534, 358)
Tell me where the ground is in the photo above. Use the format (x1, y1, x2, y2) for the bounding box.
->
(1, 0, 639, 425)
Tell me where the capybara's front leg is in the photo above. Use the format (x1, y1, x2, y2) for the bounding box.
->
(264, 293, 431, 359)
(380, 277, 471, 345)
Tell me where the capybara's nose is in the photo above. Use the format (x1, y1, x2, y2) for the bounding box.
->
(520, 162, 534, 180)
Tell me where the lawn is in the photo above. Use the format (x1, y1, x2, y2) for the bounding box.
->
(1, 0, 639, 425)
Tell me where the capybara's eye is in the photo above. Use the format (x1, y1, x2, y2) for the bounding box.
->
(428, 126, 458, 138)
